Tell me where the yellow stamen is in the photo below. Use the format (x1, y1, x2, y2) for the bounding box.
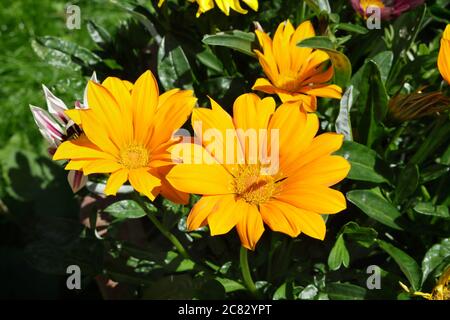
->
(233, 165, 279, 206)
(119, 145, 149, 169)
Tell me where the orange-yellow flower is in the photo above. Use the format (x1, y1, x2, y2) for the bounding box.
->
(53, 70, 197, 203)
(438, 25, 450, 84)
(252, 20, 343, 112)
(167, 93, 350, 250)
(158, 0, 258, 17)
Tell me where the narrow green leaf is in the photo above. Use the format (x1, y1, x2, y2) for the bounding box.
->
(413, 202, 450, 218)
(347, 190, 404, 230)
(356, 61, 389, 147)
(334, 141, 388, 183)
(326, 283, 367, 300)
(378, 240, 421, 291)
(335, 23, 368, 35)
(411, 117, 450, 165)
(202, 31, 256, 57)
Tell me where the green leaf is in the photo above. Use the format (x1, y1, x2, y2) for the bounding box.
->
(335, 86, 354, 141)
(355, 61, 389, 147)
(326, 283, 367, 300)
(195, 279, 226, 300)
(347, 189, 404, 230)
(395, 164, 419, 203)
(328, 234, 350, 271)
(440, 144, 450, 165)
(421, 238, 450, 285)
(196, 47, 224, 73)
(35, 36, 101, 66)
(104, 200, 147, 219)
(371, 51, 394, 84)
(298, 37, 352, 87)
(215, 277, 246, 293)
(391, 5, 426, 58)
(87, 20, 111, 49)
(31, 39, 80, 70)
(158, 35, 194, 90)
(334, 141, 388, 183)
(273, 281, 295, 300)
(334, 23, 368, 35)
(298, 284, 319, 300)
(202, 31, 256, 57)
(411, 117, 450, 165)
(413, 202, 450, 218)
(304, 0, 331, 14)
(378, 240, 421, 291)
(340, 222, 378, 248)
(420, 164, 450, 184)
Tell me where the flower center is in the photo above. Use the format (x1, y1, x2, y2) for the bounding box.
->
(360, 0, 385, 12)
(233, 165, 278, 206)
(276, 73, 301, 92)
(119, 144, 149, 169)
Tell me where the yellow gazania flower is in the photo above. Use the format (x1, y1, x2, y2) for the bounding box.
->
(438, 24, 450, 84)
(166, 94, 350, 250)
(252, 20, 343, 112)
(158, 0, 258, 17)
(53, 70, 197, 203)
(401, 266, 450, 300)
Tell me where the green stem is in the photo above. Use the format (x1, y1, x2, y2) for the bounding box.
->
(384, 122, 407, 159)
(135, 195, 190, 260)
(240, 246, 259, 297)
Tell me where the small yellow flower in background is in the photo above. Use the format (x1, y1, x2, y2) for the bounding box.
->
(167, 93, 350, 250)
(158, 0, 258, 17)
(53, 70, 197, 203)
(438, 24, 450, 84)
(400, 266, 450, 300)
(252, 20, 343, 112)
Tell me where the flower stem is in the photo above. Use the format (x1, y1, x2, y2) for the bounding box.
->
(240, 246, 259, 297)
(135, 195, 190, 260)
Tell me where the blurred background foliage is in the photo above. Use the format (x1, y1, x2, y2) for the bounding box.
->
(0, 0, 449, 299)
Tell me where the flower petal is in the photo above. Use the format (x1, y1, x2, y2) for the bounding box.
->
(187, 195, 222, 231)
(104, 169, 129, 196)
(235, 202, 265, 250)
(207, 194, 242, 236)
(131, 70, 159, 143)
(128, 168, 161, 201)
(166, 163, 233, 195)
(290, 155, 350, 187)
(275, 184, 347, 214)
